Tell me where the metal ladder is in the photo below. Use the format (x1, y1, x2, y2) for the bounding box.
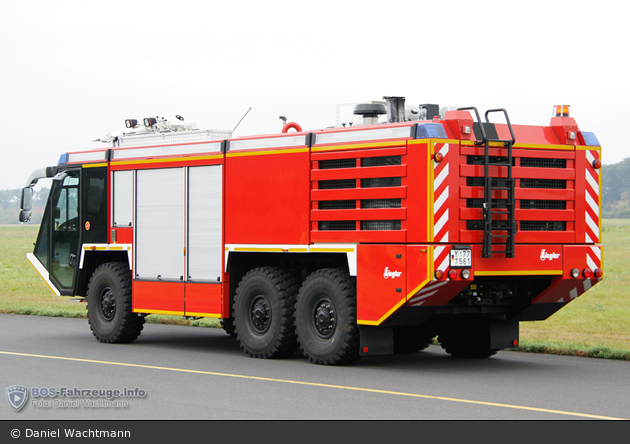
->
(460, 107, 517, 258)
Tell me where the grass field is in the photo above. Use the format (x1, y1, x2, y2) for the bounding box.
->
(1, 223, 628, 360)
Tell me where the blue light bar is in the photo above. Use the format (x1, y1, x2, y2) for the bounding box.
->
(58, 153, 68, 165)
(416, 123, 447, 139)
(581, 132, 600, 147)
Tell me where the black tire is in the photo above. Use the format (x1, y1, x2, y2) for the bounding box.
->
(393, 324, 435, 353)
(295, 269, 359, 365)
(220, 318, 237, 338)
(86, 262, 144, 344)
(233, 267, 299, 359)
(437, 318, 497, 359)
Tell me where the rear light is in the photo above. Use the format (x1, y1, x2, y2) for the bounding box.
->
(570, 268, 580, 278)
(583, 268, 592, 278)
(592, 159, 602, 169)
(448, 269, 458, 280)
(435, 270, 445, 280)
(594, 268, 603, 278)
(461, 269, 470, 279)
(434, 152, 444, 163)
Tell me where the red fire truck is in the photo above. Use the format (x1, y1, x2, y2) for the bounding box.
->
(19, 97, 603, 365)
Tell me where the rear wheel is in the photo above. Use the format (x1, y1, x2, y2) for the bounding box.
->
(393, 324, 435, 353)
(87, 262, 144, 343)
(295, 269, 359, 365)
(233, 267, 299, 359)
(437, 318, 497, 359)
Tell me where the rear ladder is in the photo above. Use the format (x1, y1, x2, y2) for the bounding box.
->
(460, 107, 517, 258)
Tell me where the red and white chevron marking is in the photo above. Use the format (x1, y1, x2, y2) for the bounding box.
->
(565, 246, 602, 302)
(433, 143, 450, 243)
(584, 150, 600, 243)
(586, 245, 602, 274)
(407, 246, 450, 306)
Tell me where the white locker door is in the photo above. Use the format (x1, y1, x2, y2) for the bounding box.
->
(187, 165, 223, 282)
(135, 168, 185, 281)
(113, 170, 134, 227)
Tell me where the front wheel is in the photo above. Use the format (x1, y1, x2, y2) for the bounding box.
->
(233, 267, 299, 359)
(86, 262, 144, 343)
(295, 269, 359, 365)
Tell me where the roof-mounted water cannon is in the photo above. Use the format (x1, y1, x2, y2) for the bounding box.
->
(353, 103, 387, 126)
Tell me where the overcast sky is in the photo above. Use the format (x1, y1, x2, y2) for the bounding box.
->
(1, 0, 627, 190)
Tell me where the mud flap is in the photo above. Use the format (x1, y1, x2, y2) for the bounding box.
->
(359, 325, 393, 356)
(490, 321, 519, 350)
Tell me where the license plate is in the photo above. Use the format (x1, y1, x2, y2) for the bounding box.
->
(450, 249, 472, 267)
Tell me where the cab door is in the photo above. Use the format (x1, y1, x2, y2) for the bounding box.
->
(33, 171, 82, 294)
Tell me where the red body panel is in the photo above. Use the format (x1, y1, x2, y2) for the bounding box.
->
(185, 283, 222, 317)
(225, 149, 310, 245)
(133, 281, 185, 314)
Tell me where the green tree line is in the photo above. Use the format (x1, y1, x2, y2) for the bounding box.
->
(602, 158, 630, 218)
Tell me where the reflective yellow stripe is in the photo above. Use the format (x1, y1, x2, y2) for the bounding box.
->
(184, 312, 221, 318)
(112, 154, 223, 166)
(133, 308, 185, 316)
(311, 140, 403, 152)
(226, 148, 308, 157)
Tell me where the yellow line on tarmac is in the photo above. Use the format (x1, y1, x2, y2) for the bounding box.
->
(1, 350, 626, 420)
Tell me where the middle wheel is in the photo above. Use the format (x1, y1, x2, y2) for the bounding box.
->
(233, 267, 299, 359)
(295, 268, 359, 365)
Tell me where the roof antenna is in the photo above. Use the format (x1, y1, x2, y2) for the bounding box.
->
(233, 107, 252, 132)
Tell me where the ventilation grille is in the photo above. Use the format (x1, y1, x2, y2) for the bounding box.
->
(319, 179, 356, 190)
(467, 155, 514, 166)
(319, 159, 356, 169)
(318, 221, 356, 231)
(520, 179, 567, 189)
(314, 154, 404, 232)
(520, 200, 567, 210)
(361, 220, 401, 230)
(319, 200, 356, 210)
(520, 221, 567, 231)
(361, 177, 402, 188)
(361, 156, 401, 167)
(361, 199, 401, 209)
(520, 158, 567, 168)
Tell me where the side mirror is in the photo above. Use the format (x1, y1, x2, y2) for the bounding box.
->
(21, 187, 33, 211)
(19, 210, 31, 223)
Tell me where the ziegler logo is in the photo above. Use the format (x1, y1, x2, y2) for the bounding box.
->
(540, 249, 561, 261)
(383, 267, 402, 279)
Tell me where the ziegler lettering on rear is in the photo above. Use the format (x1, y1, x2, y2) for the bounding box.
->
(383, 267, 402, 279)
(540, 249, 561, 261)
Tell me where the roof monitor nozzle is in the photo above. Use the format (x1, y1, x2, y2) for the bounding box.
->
(353, 103, 387, 126)
(383, 96, 406, 123)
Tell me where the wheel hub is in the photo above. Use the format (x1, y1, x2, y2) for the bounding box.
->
(250, 295, 271, 334)
(313, 299, 336, 338)
(99, 287, 116, 321)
